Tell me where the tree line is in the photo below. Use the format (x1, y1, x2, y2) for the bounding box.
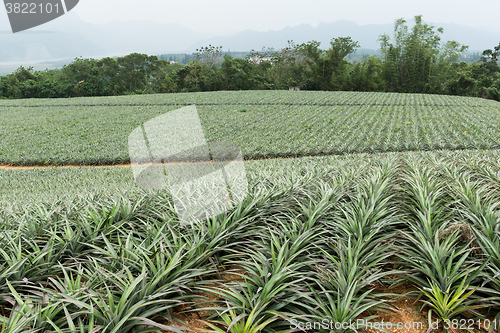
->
(1, 16, 499, 101)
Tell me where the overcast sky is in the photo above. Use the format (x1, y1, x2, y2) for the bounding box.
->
(70, 0, 500, 34)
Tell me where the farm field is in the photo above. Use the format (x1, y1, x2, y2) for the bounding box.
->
(1, 91, 500, 166)
(1, 91, 500, 332)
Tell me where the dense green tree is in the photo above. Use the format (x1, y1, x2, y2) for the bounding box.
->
(298, 37, 359, 90)
(246, 41, 309, 89)
(0, 30, 499, 101)
(116, 53, 164, 93)
(175, 61, 222, 92)
(480, 42, 500, 75)
(95, 57, 120, 93)
(379, 16, 446, 92)
(61, 58, 110, 96)
(328, 37, 361, 90)
(248, 58, 277, 90)
(150, 61, 179, 93)
(296, 40, 328, 90)
(220, 55, 256, 90)
(350, 56, 385, 91)
(427, 41, 469, 94)
(0, 67, 25, 98)
(378, 16, 470, 94)
(442, 62, 476, 96)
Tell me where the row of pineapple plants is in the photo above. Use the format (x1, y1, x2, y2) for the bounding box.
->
(2, 151, 500, 332)
(3, 92, 500, 167)
(2, 91, 497, 108)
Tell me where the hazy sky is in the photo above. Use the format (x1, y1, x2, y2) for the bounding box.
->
(71, 0, 500, 34)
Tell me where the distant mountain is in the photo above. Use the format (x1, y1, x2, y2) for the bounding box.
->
(1, 14, 499, 64)
(39, 13, 215, 55)
(185, 20, 500, 52)
(183, 20, 393, 52)
(0, 31, 104, 62)
(437, 22, 500, 51)
(0, 13, 214, 62)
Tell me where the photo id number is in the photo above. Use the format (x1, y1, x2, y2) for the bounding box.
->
(5, 2, 60, 14)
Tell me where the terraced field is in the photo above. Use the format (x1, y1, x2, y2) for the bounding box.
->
(1, 91, 500, 332)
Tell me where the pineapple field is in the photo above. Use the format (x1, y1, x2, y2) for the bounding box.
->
(1, 91, 500, 332)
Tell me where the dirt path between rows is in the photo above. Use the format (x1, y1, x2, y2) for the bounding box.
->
(0, 156, 298, 170)
(1, 146, 497, 171)
(0, 163, 134, 170)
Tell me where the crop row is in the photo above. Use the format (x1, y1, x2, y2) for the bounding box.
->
(1, 150, 500, 331)
(1, 91, 499, 108)
(1, 96, 500, 165)
(2, 148, 500, 206)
